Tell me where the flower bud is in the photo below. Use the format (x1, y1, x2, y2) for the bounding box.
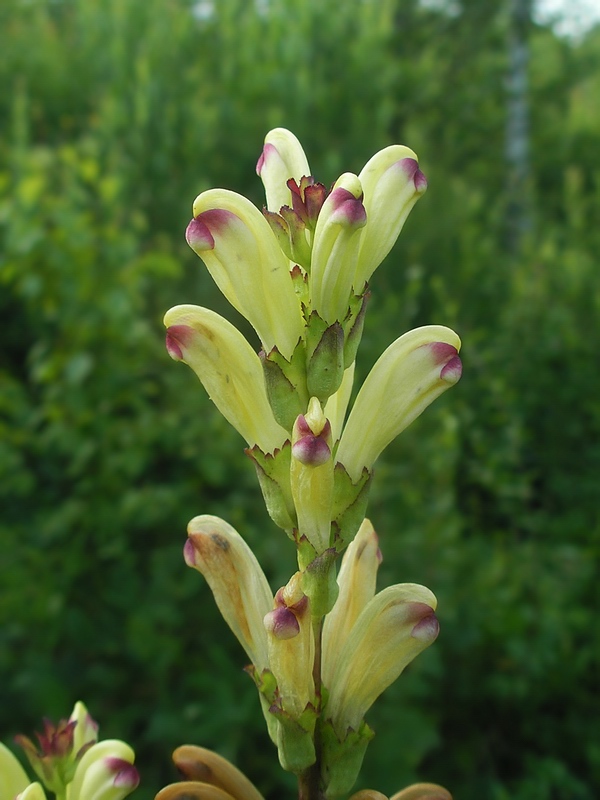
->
(265, 575, 315, 721)
(187, 189, 303, 360)
(17, 785, 46, 800)
(256, 128, 311, 213)
(68, 741, 139, 800)
(324, 584, 439, 737)
(185, 515, 273, 673)
(322, 519, 382, 690)
(165, 305, 288, 454)
(310, 173, 367, 325)
(290, 399, 334, 554)
(336, 326, 462, 482)
(354, 146, 427, 290)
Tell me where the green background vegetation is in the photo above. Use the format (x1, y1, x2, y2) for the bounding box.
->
(1, 0, 598, 798)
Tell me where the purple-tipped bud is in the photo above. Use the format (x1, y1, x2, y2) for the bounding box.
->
(104, 758, 140, 790)
(429, 342, 463, 385)
(256, 142, 276, 176)
(399, 157, 428, 193)
(185, 217, 215, 252)
(264, 607, 301, 640)
(409, 603, 440, 643)
(441, 355, 462, 384)
(292, 433, 332, 466)
(183, 538, 197, 568)
(328, 187, 367, 228)
(292, 412, 332, 467)
(165, 324, 194, 361)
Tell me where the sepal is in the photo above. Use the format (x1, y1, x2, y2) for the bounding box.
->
(330, 464, 372, 552)
(301, 547, 339, 620)
(320, 719, 374, 799)
(246, 442, 296, 533)
(259, 343, 308, 432)
(269, 705, 317, 775)
(305, 313, 345, 403)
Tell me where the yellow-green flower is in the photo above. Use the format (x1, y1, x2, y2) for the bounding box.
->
(336, 326, 462, 482)
(165, 304, 288, 453)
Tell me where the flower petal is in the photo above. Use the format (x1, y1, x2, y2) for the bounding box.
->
(0, 743, 30, 800)
(165, 304, 288, 453)
(336, 326, 462, 482)
(256, 128, 311, 213)
(68, 742, 138, 800)
(171, 746, 265, 800)
(310, 173, 367, 325)
(187, 189, 303, 360)
(185, 515, 273, 673)
(325, 584, 439, 736)
(321, 519, 381, 690)
(355, 146, 427, 290)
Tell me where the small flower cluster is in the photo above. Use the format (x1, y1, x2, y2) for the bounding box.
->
(1, 703, 139, 800)
(164, 129, 461, 798)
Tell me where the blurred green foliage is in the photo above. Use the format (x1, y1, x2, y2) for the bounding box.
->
(1, 1, 599, 798)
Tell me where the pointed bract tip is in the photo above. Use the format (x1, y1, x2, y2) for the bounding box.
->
(264, 607, 300, 640)
(185, 217, 215, 252)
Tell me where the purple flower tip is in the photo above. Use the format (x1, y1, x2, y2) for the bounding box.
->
(411, 611, 440, 642)
(185, 217, 215, 252)
(429, 342, 458, 365)
(440, 355, 462, 384)
(104, 758, 140, 789)
(414, 168, 428, 192)
(292, 435, 331, 467)
(329, 188, 367, 228)
(264, 607, 300, 640)
(165, 325, 194, 361)
(256, 142, 277, 176)
(183, 538, 198, 568)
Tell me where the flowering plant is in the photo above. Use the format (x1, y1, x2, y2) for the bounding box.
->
(1, 128, 460, 800)
(162, 129, 462, 800)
